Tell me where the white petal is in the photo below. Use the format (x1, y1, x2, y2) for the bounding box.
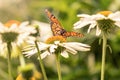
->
(23, 48, 37, 58)
(74, 14, 104, 30)
(114, 20, 120, 27)
(92, 14, 105, 20)
(41, 51, 51, 59)
(109, 11, 120, 20)
(60, 44, 77, 54)
(66, 49, 77, 55)
(38, 42, 50, 50)
(0, 23, 6, 32)
(22, 44, 35, 52)
(63, 42, 90, 52)
(74, 14, 99, 29)
(87, 22, 97, 33)
(73, 45, 90, 51)
(49, 45, 58, 53)
(20, 26, 36, 34)
(19, 21, 29, 27)
(61, 51, 69, 58)
(54, 41, 60, 44)
(63, 42, 90, 48)
(9, 24, 18, 31)
(96, 26, 101, 36)
(74, 20, 92, 29)
(0, 43, 7, 57)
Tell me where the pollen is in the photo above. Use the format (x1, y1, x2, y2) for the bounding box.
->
(98, 11, 112, 16)
(4, 20, 20, 27)
(45, 36, 66, 44)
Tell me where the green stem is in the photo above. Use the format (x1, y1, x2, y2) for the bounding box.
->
(19, 54, 26, 67)
(34, 41, 48, 80)
(101, 33, 107, 80)
(7, 42, 13, 80)
(56, 54, 62, 80)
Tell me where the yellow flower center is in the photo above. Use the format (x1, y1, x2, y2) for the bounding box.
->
(4, 20, 20, 27)
(98, 11, 112, 16)
(45, 36, 66, 44)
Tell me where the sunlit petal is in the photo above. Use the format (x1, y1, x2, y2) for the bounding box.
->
(74, 20, 92, 29)
(63, 42, 90, 51)
(38, 42, 50, 50)
(87, 22, 96, 33)
(96, 26, 101, 36)
(61, 50, 69, 58)
(114, 20, 120, 27)
(49, 45, 58, 53)
(109, 11, 120, 19)
(41, 51, 51, 59)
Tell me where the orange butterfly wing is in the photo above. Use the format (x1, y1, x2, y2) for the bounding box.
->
(62, 31, 84, 38)
(45, 9, 84, 38)
(45, 9, 64, 36)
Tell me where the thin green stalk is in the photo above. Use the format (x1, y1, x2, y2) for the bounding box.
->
(34, 41, 48, 80)
(19, 54, 26, 67)
(101, 33, 107, 80)
(56, 54, 62, 80)
(7, 42, 13, 80)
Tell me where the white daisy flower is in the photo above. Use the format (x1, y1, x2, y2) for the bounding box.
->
(0, 20, 36, 58)
(23, 36, 90, 59)
(74, 11, 120, 36)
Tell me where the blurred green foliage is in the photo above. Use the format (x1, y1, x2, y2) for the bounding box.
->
(0, 0, 120, 80)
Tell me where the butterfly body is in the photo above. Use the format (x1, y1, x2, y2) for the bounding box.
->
(45, 9, 84, 38)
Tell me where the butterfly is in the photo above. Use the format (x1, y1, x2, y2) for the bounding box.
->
(45, 9, 84, 38)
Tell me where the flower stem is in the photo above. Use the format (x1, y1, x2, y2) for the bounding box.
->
(7, 42, 13, 80)
(101, 33, 107, 80)
(56, 54, 62, 80)
(19, 54, 26, 67)
(34, 41, 48, 80)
